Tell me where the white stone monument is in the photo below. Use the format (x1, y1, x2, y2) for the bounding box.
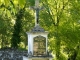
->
(23, 0, 53, 60)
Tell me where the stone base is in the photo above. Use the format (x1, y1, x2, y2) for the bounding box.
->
(23, 56, 52, 60)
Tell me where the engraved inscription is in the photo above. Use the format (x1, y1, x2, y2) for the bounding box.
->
(33, 36, 46, 56)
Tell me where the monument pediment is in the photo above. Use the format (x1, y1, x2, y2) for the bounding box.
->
(31, 25, 45, 32)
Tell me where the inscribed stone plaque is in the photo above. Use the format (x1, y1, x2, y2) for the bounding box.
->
(33, 36, 46, 56)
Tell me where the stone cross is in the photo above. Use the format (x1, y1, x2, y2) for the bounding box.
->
(35, 0, 40, 26)
(30, 0, 43, 26)
(35, 0, 39, 8)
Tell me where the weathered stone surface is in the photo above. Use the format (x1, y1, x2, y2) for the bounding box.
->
(0, 48, 28, 60)
(31, 25, 45, 32)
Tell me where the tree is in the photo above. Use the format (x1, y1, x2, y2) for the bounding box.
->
(11, 9, 25, 48)
(0, 0, 80, 60)
(0, 0, 34, 49)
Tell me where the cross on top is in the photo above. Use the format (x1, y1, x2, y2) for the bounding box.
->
(30, 0, 43, 26)
(34, 0, 40, 26)
(35, 0, 39, 8)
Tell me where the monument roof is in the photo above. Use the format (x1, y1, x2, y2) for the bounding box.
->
(31, 25, 45, 32)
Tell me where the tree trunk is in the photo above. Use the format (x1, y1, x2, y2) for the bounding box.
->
(11, 9, 25, 48)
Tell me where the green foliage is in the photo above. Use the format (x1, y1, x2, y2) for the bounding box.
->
(27, 0, 35, 6)
(0, 0, 80, 60)
(11, 9, 25, 48)
(18, 0, 26, 8)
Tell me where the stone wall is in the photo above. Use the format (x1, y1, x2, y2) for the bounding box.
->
(0, 48, 28, 60)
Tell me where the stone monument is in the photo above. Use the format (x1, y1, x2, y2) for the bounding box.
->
(23, 0, 53, 60)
